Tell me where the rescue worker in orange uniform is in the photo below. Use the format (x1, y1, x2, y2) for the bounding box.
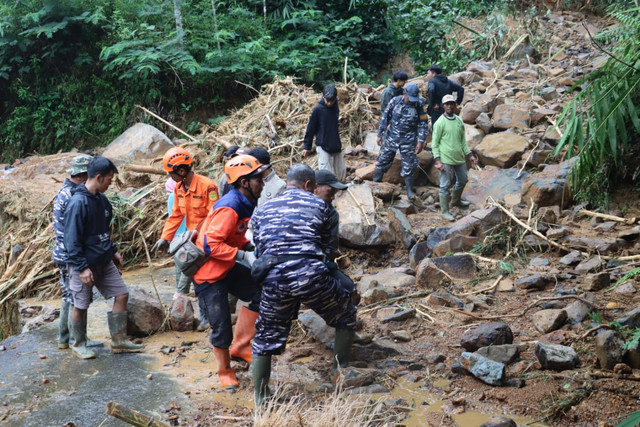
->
(152, 147, 219, 329)
(192, 154, 268, 390)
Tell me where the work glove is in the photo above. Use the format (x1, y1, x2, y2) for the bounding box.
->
(236, 249, 257, 266)
(243, 242, 256, 252)
(151, 238, 169, 252)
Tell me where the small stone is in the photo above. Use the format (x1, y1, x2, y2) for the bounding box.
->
(582, 272, 610, 292)
(147, 374, 153, 380)
(530, 257, 550, 267)
(426, 353, 447, 364)
(39, 354, 46, 360)
(546, 227, 568, 239)
(559, 251, 582, 266)
(534, 342, 579, 371)
(575, 256, 604, 274)
(391, 330, 412, 342)
(497, 278, 515, 292)
(595, 329, 625, 370)
(533, 309, 567, 333)
(613, 363, 633, 375)
(475, 344, 520, 365)
(1, 345, 7, 351)
(481, 416, 517, 427)
(516, 274, 549, 290)
(460, 322, 514, 352)
(381, 308, 416, 324)
(615, 282, 636, 295)
(41, 378, 49, 384)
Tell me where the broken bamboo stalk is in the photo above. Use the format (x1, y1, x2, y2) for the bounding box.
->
(105, 401, 169, 427)
(578, 209, 637, 225)
(135, 105, 199, 144)
(123, 164, 166, 175)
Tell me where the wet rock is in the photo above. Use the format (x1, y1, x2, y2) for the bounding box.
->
(334, 184, 394, 247)
(475, 132, 529, 168)
(546, 227, 568, 239)
(538, 330, 572, 345)
(390, 330, 412, 342)
(530, 257, 550, 267)
(461, 102, 485, 124)
(103, 123, 174, 164)
(534, 342, 579, 371)
(299, 310, 335, 347)
(381, 308, 416, 324)
(475, 344, 520, 365)
(559, 251, 582, 266)
(416, 258, 447, 288)
(481, 416, 517, 427)
(460, 322, 514, 352)
(432, 254, 476, 280)
(388, 207, 416, 250)
(492, 104, 530, 130)
(520, 158, 576, 208)
(432, 234, 482, 258)
(582, 272, 610, 292)
(464, 167, 528, 208)
(454, 352, 506, 385)
(475, 112, 493, 133)
(564, 300, 593, 324)
(516, 274, 550, 290)
(615, 307, 640, 329)
(523, 235, 550, 252)
(595, 329, 625, 370)
(533, 309, 567, 333)
(126, 286, 164, 337)
(574, 256, 604, 274)
(365, 182, 400, 201)
(358, 269, 415, 294)
(168, 295, 194, 332)
(615, 282, 636, 294)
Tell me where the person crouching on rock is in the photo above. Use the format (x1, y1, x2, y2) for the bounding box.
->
(192, 155, 269, 390)
(64, 156, 144, 359)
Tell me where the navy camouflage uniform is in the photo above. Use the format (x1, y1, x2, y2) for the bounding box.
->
(52, 178, 79, 304)
(376, 95, 429, 177)
(250, 187, 357, 356)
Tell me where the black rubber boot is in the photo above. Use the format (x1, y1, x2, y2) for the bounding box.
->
(372, 167, 384, 182)
(332, 329, 355, 374)
(405, 176, 416, 200)
(252, 355, 272, 406)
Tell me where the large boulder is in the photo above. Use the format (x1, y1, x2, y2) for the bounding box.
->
(354, 151, 433, 185)
(358, 268, 415, 294)
(520, 158, 576, 208)
(425, 207, 502, 255)
(126, 286, 164, 337)
(169, 295, 194, 332)
(492, 104, 530, 130)
(334, 184, 394, 247)
(475, 132, 529, 168)
(103, 123, 175, 164)
(388, 207, 416, 250)
(465, 124, 485, 150)
(464, 166, 529, 208)
(461, 102, 485, 124)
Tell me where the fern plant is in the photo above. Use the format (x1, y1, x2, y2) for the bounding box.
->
(553, 4, 640, 206)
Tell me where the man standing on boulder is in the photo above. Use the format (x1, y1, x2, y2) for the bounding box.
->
(373, 82, 429, 200)
(303, 84, 346, 182)
(64, 156, 144, 359)
(432, 95, 477, 221)
(52, 155, 102, 350)
(152, 147, 219, 331)
(380, 71, 408, 114)
(426, 64, 464, 126)
(250, 164, 357, 405)
(192, 155, 268, 391)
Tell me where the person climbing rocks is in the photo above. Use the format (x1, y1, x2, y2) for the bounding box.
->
(152, 146, 219, 331)
(250, 164, 358, 405)
(64, 156, 144, 359)
(432, 94, 477, 221)
(374, 82, 429, 200)
(192, 154, 268, 391)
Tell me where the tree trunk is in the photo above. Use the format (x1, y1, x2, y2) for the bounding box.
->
(211, 0, 221, 51)
(173, 0, 185, 48)
(263, 0, 267, 27)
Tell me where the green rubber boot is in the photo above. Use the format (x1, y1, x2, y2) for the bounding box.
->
(252, 355, 272, 406)
(58, 300, 71, 349)
(440, 194, 455, 221)
(332, 329, 355, 374)
(70, 315, 97, 359)
(451, 188, 470, 208)
(108, 311, 144, 354)
(405, 176, 416, 200)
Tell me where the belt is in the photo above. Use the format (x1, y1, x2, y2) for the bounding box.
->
(268, 254, 325, 264)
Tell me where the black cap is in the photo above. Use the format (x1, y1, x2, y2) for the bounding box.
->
(315, 169, 347, 190)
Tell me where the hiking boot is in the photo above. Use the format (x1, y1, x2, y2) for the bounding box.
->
(451, 188, 470, 208)
(58, 300, 71, 349)
(107, 311, 144, 354)
(230, 306, 258, 363)
(212, 346, 238, 390)
(332, 328, 355, 374)
(440, 194, 455, 221)
(405, 176, 416, 200)
(372, 167, 384, 183)
(69, 315, 96, 359)
(252, 355, 272, 406)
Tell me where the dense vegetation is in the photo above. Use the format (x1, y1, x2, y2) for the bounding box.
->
(0, 0, 501, 162)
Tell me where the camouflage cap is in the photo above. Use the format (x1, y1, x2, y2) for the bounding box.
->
(67, 155, 93, 176)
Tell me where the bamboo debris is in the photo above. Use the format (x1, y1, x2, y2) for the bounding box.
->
(578, 209, 637, 225)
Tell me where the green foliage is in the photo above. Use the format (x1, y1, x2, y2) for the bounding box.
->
(616, 410, 640, 427)
(553, 4, 640, 207)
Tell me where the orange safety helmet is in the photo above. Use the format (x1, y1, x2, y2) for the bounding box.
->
(224, 154, 270, 184)
(163, 147, 193, 172)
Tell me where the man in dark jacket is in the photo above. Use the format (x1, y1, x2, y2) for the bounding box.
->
(64, 156, 143, 359)
(381, 71, 408, 113)
(426, 64, 464, 126)
(302, 84, 346, 182)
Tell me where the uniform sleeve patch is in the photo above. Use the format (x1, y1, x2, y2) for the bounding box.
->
(209, 191, 218, 201)
(420, 114, 428, 120)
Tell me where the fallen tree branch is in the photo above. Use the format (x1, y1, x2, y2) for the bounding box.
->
(580, 324, 617, 339)
(458, 275, 503, 296)
(578, 209, 637, 225)
(123, 164, 166, 175)
(106, 401, 169, 427)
